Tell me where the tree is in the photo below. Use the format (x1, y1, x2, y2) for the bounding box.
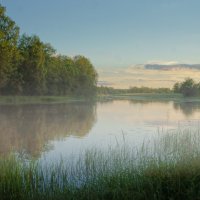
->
(0, 5, 98, 96)
(73, 56, 98, 94)
(0, 5, 20, 92)
(173, 82, 181, 93)
(18, 35, 48, 95)
(179, 78, 198, 97)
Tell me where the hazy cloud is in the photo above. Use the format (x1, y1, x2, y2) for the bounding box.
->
(97, 62, 200, 89)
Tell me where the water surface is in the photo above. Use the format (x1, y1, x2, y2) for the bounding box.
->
(1, 100, 200, 163)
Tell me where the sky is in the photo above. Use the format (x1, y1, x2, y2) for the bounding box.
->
(2, 0, 200, 88)
(2, 0, 200, 68)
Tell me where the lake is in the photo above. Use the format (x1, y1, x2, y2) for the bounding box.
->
(1, 99, 200, 164)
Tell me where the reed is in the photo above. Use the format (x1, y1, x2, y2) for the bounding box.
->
(1, 129, 200, 199)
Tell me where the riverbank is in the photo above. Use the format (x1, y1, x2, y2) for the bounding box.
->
(98, 93, 200, 103)
(1, 129, 200, 200)
(0, 95, 88, 105)
(0, 93, 200, 105)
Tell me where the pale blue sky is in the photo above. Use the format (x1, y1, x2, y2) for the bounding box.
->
(2, 0, 200, 68)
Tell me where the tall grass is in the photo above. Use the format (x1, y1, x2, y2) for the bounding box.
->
(1, 129, 200, 199)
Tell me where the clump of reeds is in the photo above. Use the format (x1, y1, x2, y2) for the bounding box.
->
(1, 129, 200, 199)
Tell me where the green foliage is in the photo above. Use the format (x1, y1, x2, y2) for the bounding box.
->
(129, 86, 171, 93)
(73, 56, 97, 94)
(18, 34, 47, 95)
(2, 130, 200, 199)
(98, 86, 171, 95)
(45, 55, 97, 96)
(173, 78, 200, 97)
(0, 4, 97, 96)
(0, 5, 20, 91)
(173, 82, 181, 93)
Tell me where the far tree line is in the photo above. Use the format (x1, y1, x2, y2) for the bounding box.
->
(0, 5, 97, 96)
(97, 86, 171, 95)
(99, 78, 200, 97)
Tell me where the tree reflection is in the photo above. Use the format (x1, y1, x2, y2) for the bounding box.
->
(0, 102, 96, 157)
(173, 102, 200, 116)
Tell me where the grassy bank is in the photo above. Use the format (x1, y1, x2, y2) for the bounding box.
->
(0, 96, 90, 105)
(1, 129, 200, 199)
(1, 93, 200, 105)
(98, 92, 200, 103)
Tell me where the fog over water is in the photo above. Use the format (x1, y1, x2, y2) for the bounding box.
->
(1, 100, 200, 164)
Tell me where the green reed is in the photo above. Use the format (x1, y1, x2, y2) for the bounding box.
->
(1, 129, 200, 199)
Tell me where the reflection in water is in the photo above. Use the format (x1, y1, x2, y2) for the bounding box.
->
(129, 99, 169, 105)
(173, 102, 200, 116)
(1, 99, 200, 161)
(0, 102, 96, 157)
(129, 99, 200, 117)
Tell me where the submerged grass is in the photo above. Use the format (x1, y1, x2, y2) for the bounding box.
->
(2, 129, 200, 199)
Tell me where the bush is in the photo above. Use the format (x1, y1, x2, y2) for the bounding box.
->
(173, 78, 200, 97)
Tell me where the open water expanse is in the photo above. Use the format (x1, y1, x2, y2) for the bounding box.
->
(1, 99, 200, 164)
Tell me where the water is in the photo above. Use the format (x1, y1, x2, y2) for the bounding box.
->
(1, 99, 200, 163)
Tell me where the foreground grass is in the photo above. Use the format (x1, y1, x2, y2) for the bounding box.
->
(2, 130, 200, 199)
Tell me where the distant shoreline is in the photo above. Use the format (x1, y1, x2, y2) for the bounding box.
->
(0, 93, 200, 105)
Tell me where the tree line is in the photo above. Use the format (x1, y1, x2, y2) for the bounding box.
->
(173, 78, 200, 97)
(99, 78, 200, 97)
(98, 86, 171, 95)
(0, 5, 97, 96)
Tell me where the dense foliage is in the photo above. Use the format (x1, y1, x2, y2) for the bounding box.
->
(0, 5, 97, 95)
(98, 86, 171, 95)
(173, 78, 200, 97)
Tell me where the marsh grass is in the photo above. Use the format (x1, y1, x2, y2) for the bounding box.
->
(0, 96, 87, 105)
(2, 129, 200, 199)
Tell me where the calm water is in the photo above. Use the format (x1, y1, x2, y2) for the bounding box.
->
(1, 100, 200, 163)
